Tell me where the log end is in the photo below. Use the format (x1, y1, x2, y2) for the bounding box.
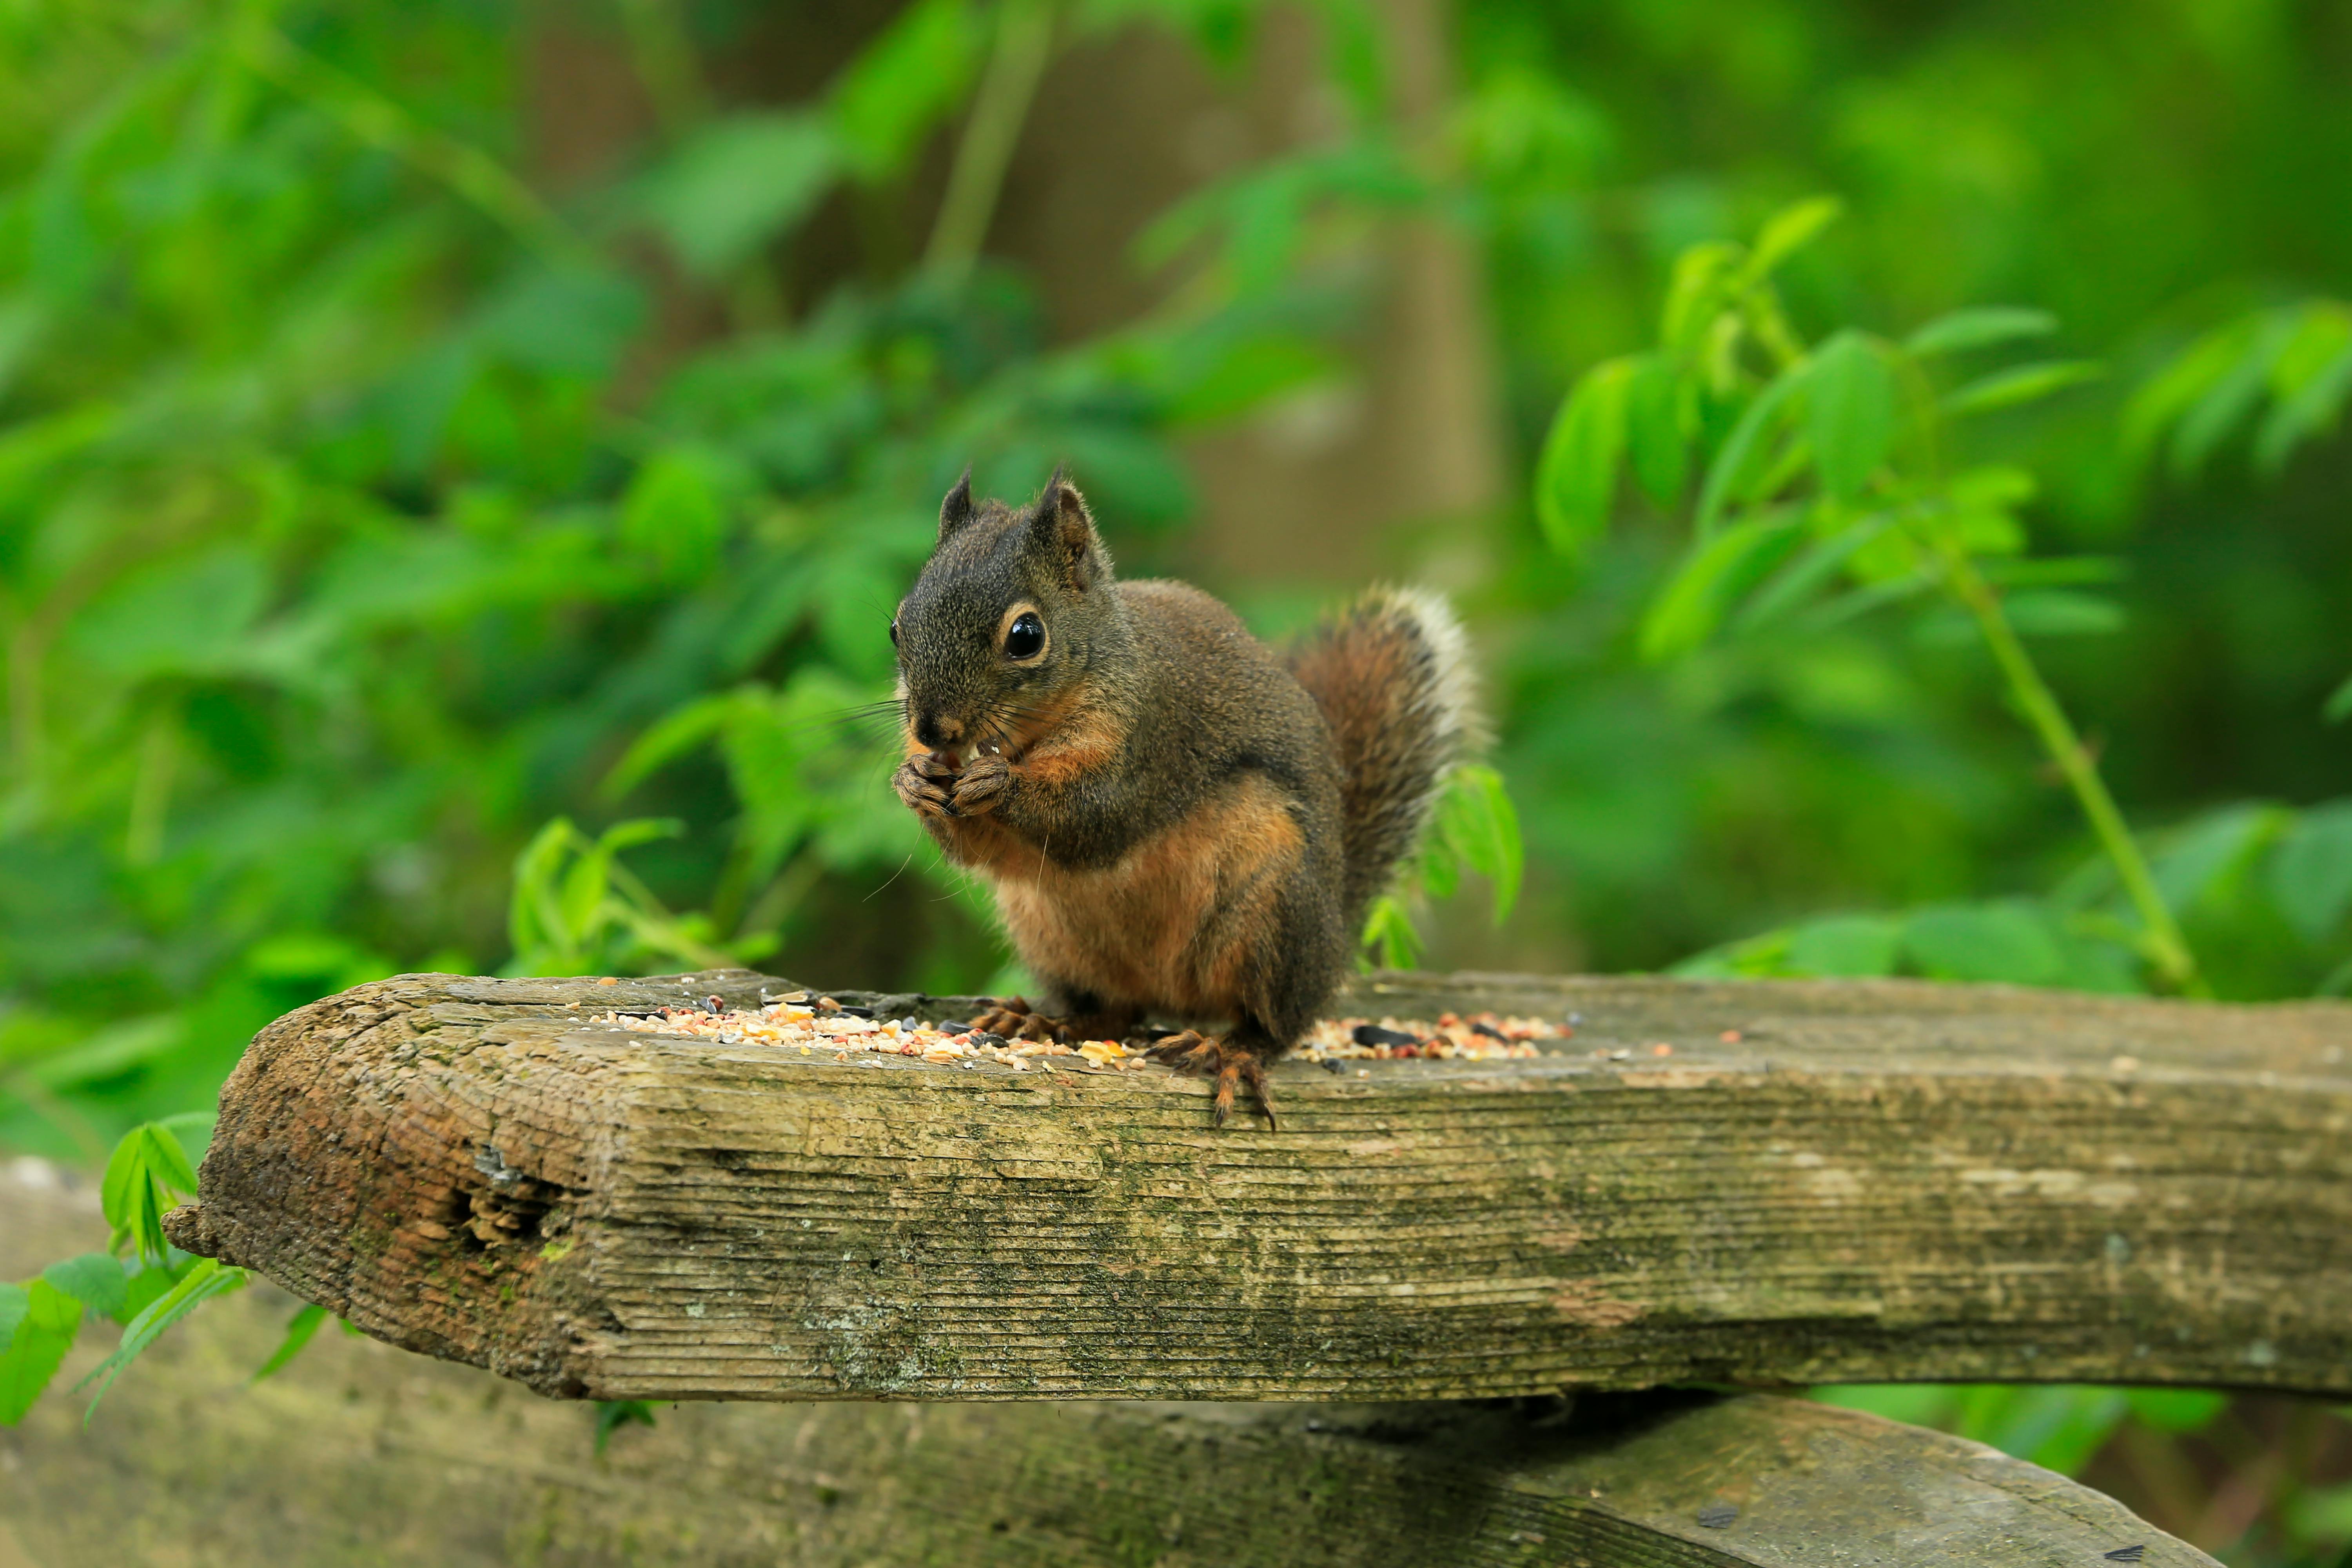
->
(161, 1201, 221, 1261)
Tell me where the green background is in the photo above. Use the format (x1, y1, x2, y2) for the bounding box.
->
(3, 0, 2349, 1556)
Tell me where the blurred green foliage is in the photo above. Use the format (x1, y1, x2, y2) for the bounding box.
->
(1451, 2, 2352, 987)
(5, 0, 2352, 1554)
(0, 0, 1331, 1158)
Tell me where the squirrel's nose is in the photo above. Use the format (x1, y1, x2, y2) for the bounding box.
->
(915, 714, 965, 749)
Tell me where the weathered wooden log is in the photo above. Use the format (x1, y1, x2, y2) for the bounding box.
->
(7, 1171, 2217, 1568)
(164, 968, 2352, 1402)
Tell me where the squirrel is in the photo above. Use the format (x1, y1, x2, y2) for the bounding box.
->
(889, 467, 1478, 1127)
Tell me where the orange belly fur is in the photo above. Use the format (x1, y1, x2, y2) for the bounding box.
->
(980, 773, 1303, 1016)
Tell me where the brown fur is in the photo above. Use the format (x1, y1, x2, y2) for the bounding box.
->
(1286, 588, 1477, 915)
(993, 773, 1305, 1015)
(890, 471, 1474, 1125)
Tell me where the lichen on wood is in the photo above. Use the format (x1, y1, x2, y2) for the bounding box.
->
(162, 967, 2352, 1403)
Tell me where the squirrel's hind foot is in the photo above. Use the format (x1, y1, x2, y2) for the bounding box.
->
(1146, 1031, 1280, 1131)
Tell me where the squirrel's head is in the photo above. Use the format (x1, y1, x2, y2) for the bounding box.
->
(893, 466, 1125, 760)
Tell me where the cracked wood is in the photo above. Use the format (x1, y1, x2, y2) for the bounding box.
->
(163, 968, 2352, 1402)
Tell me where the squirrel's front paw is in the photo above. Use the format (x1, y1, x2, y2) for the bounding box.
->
(970, 995, 1065, 1042)
(892, 755, 955, 817)
(947, 753, 1011, 817)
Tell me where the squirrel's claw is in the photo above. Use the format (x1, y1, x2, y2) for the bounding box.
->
(1147, 1031, 1280, 1131)
(947, 753, 1010, 817)
(969, 996, 1064, 1041)
(891, 757, 954, 817)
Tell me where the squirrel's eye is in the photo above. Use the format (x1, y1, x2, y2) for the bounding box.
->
(1004, 612, 1045, 660)
(889, 617, 900, 647)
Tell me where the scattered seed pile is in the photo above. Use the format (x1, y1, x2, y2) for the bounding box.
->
(599, 993, 1145, 1072)
(1299, 1013, 1561, 1062)
(594, 991, 1570, 1071)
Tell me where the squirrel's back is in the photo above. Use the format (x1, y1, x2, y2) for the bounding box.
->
(1284, 588, 1479, 915)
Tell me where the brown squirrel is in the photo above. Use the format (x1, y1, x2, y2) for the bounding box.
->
(889, 467, 1477, 1127)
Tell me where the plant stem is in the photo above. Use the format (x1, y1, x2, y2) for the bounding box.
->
(234, 22, 581, 262)
(1937, 543, 2204, 994)
(1744, 285, 1808, 372)
(922, 0, 1055, 282)
(614, 0, 711, 140)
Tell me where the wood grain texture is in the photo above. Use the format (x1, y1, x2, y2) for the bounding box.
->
(163, 968, 2352, 1402)
(7, 1173, 2214, 1568)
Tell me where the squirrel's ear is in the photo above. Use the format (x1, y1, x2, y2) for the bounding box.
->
(937, 466, 977, 542)
(1030, 465, 1105, 591)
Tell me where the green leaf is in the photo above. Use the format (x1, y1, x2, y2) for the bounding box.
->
(1787, 570, 1937, 634)
(2267, 803, 2352, 944)
(1417, 819, 1463, 904)
(2263, 302, 2352, 402)
(2328, 671, 2352, 724)
(142, 1123, 198, 1194)
(41, 1254, 128, 1320)
(2255, 322, 2352, 474)
(1694, 359, 1809, 535)
(19, 1014, 182, 1092)
(1903, 307, 2058, 358)
(253, 1303, 330, 1382)
(1967, 1385, 2129, 1477)
(1639, 510, 1807, 661)
(1435, 765, 1524, 925)
(603, 691, 744, 800)
(2171, 312, 2295, 476)
(80, 1257, 247, 1422)
(1902, 902, 2062, 985)
(1737, 195, 1841, 285)
(557, 818, 682, 942)
(1807, 331, 1896, 501)
(1159, 337, 1337, 428)
(2152, 803, 2285, 915)
(509, 818, 581, 964)
(118, 1266, 178, 1325)
(1359, 893, 1423, 971)
(594, 1397, 659, 1454)
(1978, 556, 2127, 588)
(622, 445, 736, 583)
(640, 113, 840, 279)
(2122, 1387, 2227, 1434)
(0, 1279, 81, 1425)
(1943, 359, 2103, 415)
(68, 545, 270, 680)
(1534, 357, 1634, 557)
(1733, 510, 1897, 633)
(829, 0, 982, 181)
(100, 1133, 143, 1241)
(1784, 916, 1902, 977)
(2123, 317, 2256, 466)
(1660, 241, 1741, 352)
(473, 262, 646, 379)
(0, 1283, 27, 1354)
(101, 1123, 199, 1266)
(2000, 589, 2125, 638)
(1622, 355, 1688, 508)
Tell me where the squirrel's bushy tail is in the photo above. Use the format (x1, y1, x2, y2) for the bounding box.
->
(1286, 587, 1480, 916)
